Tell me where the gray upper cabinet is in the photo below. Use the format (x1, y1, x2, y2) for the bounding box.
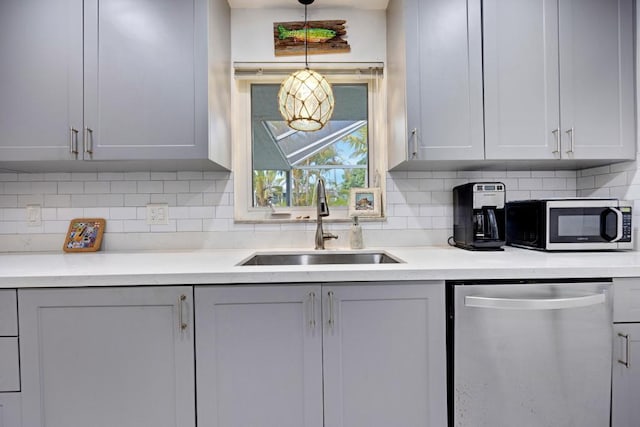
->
(0, 0, 83, 161)
(484, 0, 635, 161)
(387, 0, 484, 168)
(0, 0, 231, 171)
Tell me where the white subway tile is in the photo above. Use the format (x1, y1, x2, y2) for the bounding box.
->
(580, 165, 611, 177)
(577, 176, 595, 190)
(177, 193, 203, 206)
(44, 220, 70, 233)
(0, 174, 18, 181)
(384, 191, 405, 205)
(136, 207, 147, 220)
(98, 194, 124, 207)
(151, 172, 176, 181)
(203, 218, 230, 232)
(41, 208, 57, 220)
(164, 181, 190, 193)
(18, 195, 44, 207)
(610, 161, 637, 173)
(151, 194, 177, 205)
(481, 170, 508, 178)
(431, 192, 453, 205)
(150, 221, 177, 233)
(215, 179, 233, 193)
(84, 208, 110, 218)
(204, 193, 229, 206)
(595, 172, 627, 188)
(382, 216, 407, 230)
(178, 171, 203, 180)
(125, 194, 151, 206)
(393, 205, 419, 217)
(432, 216, 452, 229)
(457, 171, 482, 179)
(98, 172, 124, 181)
(18, 173, 44, 181)
(407, 216, 433, 229)
(4, 182, 31, 194)
(419, 206, 444, 217)
(394, 179, 421, 192)
(420, 179, 444, 191)
(57, 208, 85, 220)
(110, 181, 137, 194)
(554, 170, 577, 178)
(506, 171, 531, 178)
(531, 171, 556, 178)
(405, 192, 431, 204)
(518, 178, 543, 190)
(189, 206, 216, 219)
(177, 219, 203, 232)
(124, 172, 150, 181)
(169, 207, 190, 219)
(45, 173, 72, 181)
(407, 171, 432, 179)
(189, 180, 216, 193)
(542, 178, 567, 190)
(203, 171, 230, 180)
(84, 181, 110, 194)
(58, 182, 85, 194)
(109, 207, 137, 220)
(444, 178, 467, 189)
(123, 220, 150, 232)
(105, 220, 124, 233)
(44, 195, 71, 208)
(432, 171, 457, 178)
(71, 172, 97, 181)
(137, 181, 163, 193)
(216, 205, 234, 218)
(3, 208, 23, 221)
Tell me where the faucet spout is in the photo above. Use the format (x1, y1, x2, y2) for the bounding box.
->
(315, 177, 338, 249)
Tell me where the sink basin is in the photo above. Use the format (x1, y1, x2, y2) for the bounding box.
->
(238, 251, 403, 266)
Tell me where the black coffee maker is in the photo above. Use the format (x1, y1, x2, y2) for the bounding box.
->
(452, 182, 506, 250)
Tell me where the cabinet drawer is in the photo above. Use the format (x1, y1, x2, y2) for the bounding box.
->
(0, 338, 20, 392)
(0, 393, 21, 427)
(0, 290, 17, 336)
(613, 278, 640, 322)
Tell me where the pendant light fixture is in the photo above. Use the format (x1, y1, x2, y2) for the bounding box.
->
(278, 0, 335, 132)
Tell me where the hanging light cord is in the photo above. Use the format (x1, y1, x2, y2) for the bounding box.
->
(304, 3, 309, 69)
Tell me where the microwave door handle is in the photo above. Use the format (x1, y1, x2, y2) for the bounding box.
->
(465, 293, 606, 310)
(609, 207, 624, 242)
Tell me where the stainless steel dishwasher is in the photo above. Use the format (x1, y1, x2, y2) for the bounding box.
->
(446, 279, 612, 427)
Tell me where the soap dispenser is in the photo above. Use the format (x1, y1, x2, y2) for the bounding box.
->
(349, 216, 364, 249)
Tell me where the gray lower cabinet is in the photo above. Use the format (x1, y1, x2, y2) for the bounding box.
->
(18, 286, 195, 427)
(484, 0, 635, 161)
(387, 0, 484, 166)
(612, 323, 640, 427)
(0, 0, 230, 169)
(612, 278, 640, 427)
(195, 282, 446, 427)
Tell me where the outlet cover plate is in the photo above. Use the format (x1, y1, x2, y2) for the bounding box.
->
(26, 204, 42, 226)
(146, 204, 169, 225)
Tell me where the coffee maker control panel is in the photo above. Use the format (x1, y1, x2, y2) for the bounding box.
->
(473, 183, 505, 209)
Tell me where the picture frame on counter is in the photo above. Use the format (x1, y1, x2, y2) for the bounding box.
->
(62, 218, 106, 253)
(348, 187, 381, 217)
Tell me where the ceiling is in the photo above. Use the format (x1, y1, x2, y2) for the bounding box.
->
(227, 0, 389, 9)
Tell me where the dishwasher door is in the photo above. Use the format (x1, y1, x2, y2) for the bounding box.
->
(449, 280, 612, 427)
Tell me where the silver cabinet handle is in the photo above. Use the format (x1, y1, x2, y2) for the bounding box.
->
(178, 294, 188, 331)
(565, 127, 575, 153)
(327, 291, 335, 327)
(410, 128, 418, 159)
(551, 128, 560, 154)
(308, 291, 316, 330)
(465, 293, 605, 310)
(70, 127, 79, 155)
(84, 127, 94, 154)
(618, 332, 630, 368)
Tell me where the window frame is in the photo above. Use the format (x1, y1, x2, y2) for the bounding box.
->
(232, 71, 386, 223)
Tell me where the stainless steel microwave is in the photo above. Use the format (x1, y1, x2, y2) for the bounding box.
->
(506, 199, 633, 251)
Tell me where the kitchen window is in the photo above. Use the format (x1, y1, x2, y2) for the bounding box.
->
(233, 67, 385, 222)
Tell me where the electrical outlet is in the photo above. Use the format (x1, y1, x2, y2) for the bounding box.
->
(146, 204, 169, 225)
(26, 204, 41, 226)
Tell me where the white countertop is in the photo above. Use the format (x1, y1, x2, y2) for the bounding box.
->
(1, 246, 639, 288)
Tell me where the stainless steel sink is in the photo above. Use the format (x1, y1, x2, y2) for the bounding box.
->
(238, 251, 403, 266)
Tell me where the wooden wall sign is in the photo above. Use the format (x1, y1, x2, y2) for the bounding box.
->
(274, 20, 350, 56)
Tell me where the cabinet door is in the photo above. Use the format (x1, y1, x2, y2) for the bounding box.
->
(195, 285, 323, 427)
(0, 0, 83, 161)
(407, 0, 484, 161)
(558, 0, 635, 160)
(19, 286, 195, 427)
(612, 323, 640, 427)
(322, 282, 447, 427)
(483, 0, 560, 160)
(82, 0, 207, 161)
(0, 394, 21, 427)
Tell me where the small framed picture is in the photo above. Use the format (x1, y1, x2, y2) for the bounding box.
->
(63, 218, 106, 253)
(348, 188, 382, 217)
